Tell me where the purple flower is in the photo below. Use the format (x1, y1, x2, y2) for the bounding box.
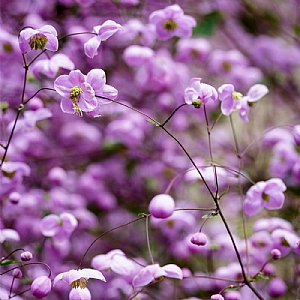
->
(40, 212, 78, 241)
(84, 20, 123, 58)
(148, 194, 175, 219)
(54, 268, 105, 300)
(123, 45, 154, 66)
(190, 232, 208, 246)
(31, 276, 52, 299)
(54, 69, 117, 117)
(19, 25, 58, 54)
(184, 78, 218, 108)
(244, 178, 287, 216)
(92, 249, 136, 276)
(132, 263, 183, 288)
(149, 4, 196, 40)
(268, 278, 287, 297)
(32, 54, 75, 78)
(218, 84, 242, 116)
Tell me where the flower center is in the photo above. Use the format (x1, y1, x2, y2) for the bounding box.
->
(192, 99, 203, 108)
(69, 86, 83, 116)
(29, 33, 48, 50)
(221, 61, 232, 71)
(163, 19, 178, 31)
(232, 91, 243, 100)
(262, 193, 270, 201)
(71, 277, 88, 289)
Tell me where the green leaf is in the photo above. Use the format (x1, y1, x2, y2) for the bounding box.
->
(147, 119, 160, 126)
(293, 24, 300, 37)
(219, 187, 230, 199)
(193, 11, 223, 36)
(202, 213, 218, 219)
(225, 286, 240, 292)
(255, 273, 269, 281)
(0, 259, 17, 266)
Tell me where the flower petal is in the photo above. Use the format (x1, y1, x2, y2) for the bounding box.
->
(84, 36, 101, 58)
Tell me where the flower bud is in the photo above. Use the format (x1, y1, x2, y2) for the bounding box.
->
(271, 248, 281, 260)
(13, 268, 22, 279)
(267, 277, 287, 297)
(148, 194, 175, 219)
(20, 251, 33, 261)
(211, 294, 224, 300)
(9, 192, 21, 205)
(190, 232, 208, 246)
(31, 276, 52, 299)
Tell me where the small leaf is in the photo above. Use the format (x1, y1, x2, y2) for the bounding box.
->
(225, 286, 240, 292)
(147, 119, 160, 126)
(255, 273, 269, 281)
(219, 187, 230, 199)
(202, 213, 218, 219)
(193, 11, 223, 36)
(0, 259, 17, 266)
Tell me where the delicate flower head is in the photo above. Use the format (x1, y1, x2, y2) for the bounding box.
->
(84, 20, 123, 58)
(31, 276, 52, 299)
(149, 4, 196, 40)
(132, 263, 182, 288)
(54, 69, 118, 117)
(19, 25, 58, 54)
(54, 268, 105, 300)
(218, 84, 242, 116)
(148, 194, 175, 219)
(184, 78, 218, 108)
(190, 232, 208, 246)
(41, 212, 78, 241)
(244, 178, 286, 216)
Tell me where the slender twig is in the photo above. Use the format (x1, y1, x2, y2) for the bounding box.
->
(160, 103, 187, 127)
(145, 215, 154, 264)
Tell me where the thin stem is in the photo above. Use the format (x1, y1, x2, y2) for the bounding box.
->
(78, 216, 145, 269)
(204, 105, 219, 198)
(145, 215, 154, 264)
(0, 248, 25, 262)
(24, 87, 56, 105)
(160, 103, 187, 127)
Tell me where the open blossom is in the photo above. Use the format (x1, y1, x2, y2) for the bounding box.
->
(218, 83, 268, 121)
(244, 178, 287, 216)
(149, 4, 196, 40)
(54, 69, 118, 117)
(84, 20, 123, 58)
(184, 78, 218, 108)
(19, 25, 58, 54)
(40, 212, 78, 241)
(132, 263, 183, 288)
(32, 54, 75, 78)
(54, 268, 105, 300)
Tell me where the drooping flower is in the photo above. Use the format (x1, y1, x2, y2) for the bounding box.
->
(40, 212, 78, 241)
(19, 25, 58, 54)
(184, 78, 218, 108)
(244, 178, 287, 216)
(92, 249, 136, 276)
(32, 53, 75, 78)
(218, 84, 243, 116)
(31, 276, 52, 299)
(54, 268, 105, 300)
(84, 20, 123, 58)
(149, 4, 196, 40)
(54, 69, 118, 117)
(132, 264, 183, 288)
(148, 194, 175, 219)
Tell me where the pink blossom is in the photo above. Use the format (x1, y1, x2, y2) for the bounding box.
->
(84, 20, 123, 58)
(149, 4, 196, 40)
(30, 276, 52, 299)
(54, 69, 118, 117)
(244, 178, 286, 216)
(40, 212, 78, 241)
(19, 25, 58, 54)
(132, 263, 183, 288)
(184, 78, 218, 108)
(148, 194, 175, 219)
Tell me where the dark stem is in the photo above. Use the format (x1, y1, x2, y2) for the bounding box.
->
(160, 103, 187, 127)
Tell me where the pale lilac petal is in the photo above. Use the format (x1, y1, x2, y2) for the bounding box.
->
(39, 25, 58, 37)
(99, 84, 118, 100)
(51, 54, 75, 71)
(53, 272, 65, 286)
(60, 97, 75, 114)
(79, 269, 106, 281)
(92, 254, 112, 271)
(247, 84, 269, 102)
(80, 83, 97, 111)
(161, 264, 183, 279)
(110, 255, 134, 276)
(69, 287, 91, 300)
(44, 33, 58, 52)
(84, 36, 101, 58)
(97, 20, 123, 40)
(68, 70, 86, 86)
(132, 268, 154, 288)
(264, 178, 286, 193)
(41, 214, 60, 237)
(62, 269, 81, 284)
(54, 75, 74, 96)
(86, 69, 106, 93)
(184, 87, 198, 105)
(0, 229, 20, 243)
(264, 193, 284, 210)
(60, 213, 78, 233)
(218, 84, 234, 100)
(19, 28, 37, 53)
